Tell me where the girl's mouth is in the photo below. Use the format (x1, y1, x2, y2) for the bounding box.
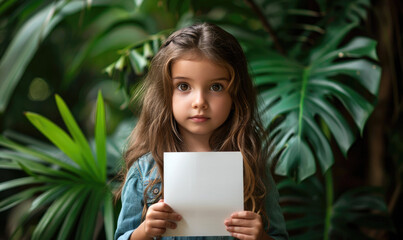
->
(190, 115, 209, 122)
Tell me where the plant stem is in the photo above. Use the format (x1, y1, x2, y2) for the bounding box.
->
(297, 67, 310, 138)
(243, 0, 286, 55)
(324, 168, 334, 240)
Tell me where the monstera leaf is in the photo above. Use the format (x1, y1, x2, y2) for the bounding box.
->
(277, 177, 393, 240)
(252, 22, 380, 181)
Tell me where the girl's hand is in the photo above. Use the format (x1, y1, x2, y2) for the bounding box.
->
(143, 200, 182, 238)
(224, 211, 266, 240)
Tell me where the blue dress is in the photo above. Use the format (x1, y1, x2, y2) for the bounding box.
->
(115, 153, 288, 240)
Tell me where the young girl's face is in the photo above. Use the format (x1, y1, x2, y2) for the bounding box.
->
(171, 54, 232, 146)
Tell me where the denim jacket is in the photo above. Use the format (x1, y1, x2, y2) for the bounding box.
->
(115, 153, 288, 240)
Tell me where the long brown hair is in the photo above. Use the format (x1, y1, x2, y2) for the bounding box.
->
(116, 23, 269, 219)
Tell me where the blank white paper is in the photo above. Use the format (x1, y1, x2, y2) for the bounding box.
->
(163, 152, 244, 236)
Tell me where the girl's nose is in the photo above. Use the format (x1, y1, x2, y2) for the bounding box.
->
(191, 91, 208, 110)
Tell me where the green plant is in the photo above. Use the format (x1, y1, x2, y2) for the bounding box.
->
(114, 0, 379, 181)
(240, 0, 390, 238)
(0, 0, 159, 113)
(0, 0, 397, 239)
(118, 0, 394, 239)
(278, 177, 393, 239)
(253, 22, 379, 181)
(0, 92, 116, 240)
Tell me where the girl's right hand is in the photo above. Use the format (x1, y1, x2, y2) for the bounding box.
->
(143, 200, 182, 238)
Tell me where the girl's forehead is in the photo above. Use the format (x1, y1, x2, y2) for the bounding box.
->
(173, 51, 228, 70)
(176, 51, 206, 61)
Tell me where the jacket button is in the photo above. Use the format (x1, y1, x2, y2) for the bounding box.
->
(153, 188, 159, 194)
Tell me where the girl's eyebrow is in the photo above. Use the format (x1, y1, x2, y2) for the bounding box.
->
(172, 76, 230, 81)
(210, 77, 230, 81)
(172, 76, 190, 80)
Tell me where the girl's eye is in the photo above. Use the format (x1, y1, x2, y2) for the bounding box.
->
(210, 83, 224, 92)
(177, 83, 190, 91)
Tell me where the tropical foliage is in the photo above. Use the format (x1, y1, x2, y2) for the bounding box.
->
(0, 93, 118, 240)
(0, 0, 398, 239)
(278, 176, 393, 240)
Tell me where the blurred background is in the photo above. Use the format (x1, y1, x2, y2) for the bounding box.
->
(0, 0, 402, 239)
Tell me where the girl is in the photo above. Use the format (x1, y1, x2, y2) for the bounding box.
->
(115, 23, 288, 240)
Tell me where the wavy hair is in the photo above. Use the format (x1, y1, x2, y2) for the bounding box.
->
(116, 23, 269, 220)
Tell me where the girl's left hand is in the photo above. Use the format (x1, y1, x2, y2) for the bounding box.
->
(224, 211, 265, 240)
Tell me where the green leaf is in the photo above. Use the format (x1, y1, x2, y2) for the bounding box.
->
(303, 116, 334, 172)
(0, 177, 42, 192)
(3, 130, 75, 162)
(95, 91, 107, 181)
(76, 188, 103, 240)
(293, 23, 325, 34)
(115, 55, 126, 71)
(286, 215, 323, 230)
(128, 49, 148, 74)
(0, 136, 82, 176)
(314, 59, 380, 96)
(309, 22, 356, 62)
(32, 186, 85, 240)
(276, 138, 316, 181)
(65, 17, 152, 86)
(315, 37, 378, 65)
(25, 112, 97, 178)
(57, 189, 89, 240)
(103, 191, 115, 240)
(166, 0, 191, 16)
(278, 176, 392, 238)
(264, 92, 300, 122)
(104, 62, 115, 77)
(0, 151, 76, 180)
(143, 42, 153, 59)
(334, 187, 388, 212)
(30, 185, 68, 213)
(287, 9, 323, 17)
(255, 22, 380, 181)
(306, 96, 355, 156)
(310, 79, 374, 135)
(0, 159, 19, 170)
(0, 2, 59, 113)
(0, 186, 48, 212)
(55, 94, 100, 180)
(0, 0, 127, 113)
(134, 0, 144, 8)
(0, 0, 18, 16)
(3, 129, 50, 148)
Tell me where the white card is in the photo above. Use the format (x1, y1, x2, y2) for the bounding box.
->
(163, 152, 244, 236)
